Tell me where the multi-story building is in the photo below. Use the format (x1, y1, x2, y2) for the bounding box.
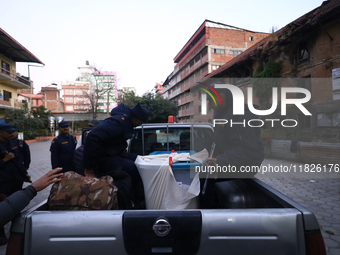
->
(60, 62, 117, 114)
(162, 20, 269, 122)
(18, 93, 44, 110)
(62, 81, 90, 113)
(40, 85, 64, 113)
(196, 0, 340, 131)
(0, 27, 44, 121)
(92, 71, 117, 113)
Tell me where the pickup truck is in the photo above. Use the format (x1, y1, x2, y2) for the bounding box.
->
(7, 123, 326, 255)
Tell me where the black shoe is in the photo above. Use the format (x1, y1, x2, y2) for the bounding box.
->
(0, 235, 8, 246)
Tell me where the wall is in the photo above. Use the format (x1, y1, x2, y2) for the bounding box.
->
(270, 140, 340, 165)
(0, 53, 16, 74)
(41, 87, 61, 113)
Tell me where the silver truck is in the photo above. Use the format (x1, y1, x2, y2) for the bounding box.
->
(7, 123, 326, 255)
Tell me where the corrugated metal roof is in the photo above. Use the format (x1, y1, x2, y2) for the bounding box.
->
(0, 27, 44, 65)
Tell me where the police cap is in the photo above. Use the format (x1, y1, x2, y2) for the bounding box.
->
(58, 121, 69, 128)
(0, 123, 18, 133)
(130, 104, 151, 122)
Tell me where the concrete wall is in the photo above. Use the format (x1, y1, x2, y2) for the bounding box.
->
(50, 112, 109, 121)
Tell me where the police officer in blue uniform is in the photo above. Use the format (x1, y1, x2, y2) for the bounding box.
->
(50, 121, 76, 173)
(0, 124, 31, 245)
(83, 103, 151, 209)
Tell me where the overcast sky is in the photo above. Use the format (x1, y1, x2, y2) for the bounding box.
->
(1, 0, 324, 95)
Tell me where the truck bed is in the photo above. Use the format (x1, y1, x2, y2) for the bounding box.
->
(9, 179, 322, 255)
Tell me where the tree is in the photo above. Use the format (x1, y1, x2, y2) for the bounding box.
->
(139, 92, 178, 123)
(118, 90, 140, 107)
(82, 71, 117, 119)
(4, 104, 50, 139)
(117, 90, 178, 122)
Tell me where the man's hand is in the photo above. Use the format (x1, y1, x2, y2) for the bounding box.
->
(84, 168, 94, 178)
(3, 152, 14, 162)
(31, 168, 63, 192)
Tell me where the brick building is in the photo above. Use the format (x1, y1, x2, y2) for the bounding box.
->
(194, 0, 340, 132)
(40, 85, 64, 113)
(162, 20, 269, 122)
(18, 93, 44, 110)
(62, 81, 90, 113)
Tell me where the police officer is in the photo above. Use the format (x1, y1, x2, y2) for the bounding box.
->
(50, 121, 76, 173)
(0, 124, 31, 245)
(83, 103, 151, 209)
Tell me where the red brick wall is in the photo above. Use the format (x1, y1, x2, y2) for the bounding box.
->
(208, 27, 268, 48)
(41, 87, 62, 112)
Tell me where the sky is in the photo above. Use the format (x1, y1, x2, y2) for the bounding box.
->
(0, 0, 325, 95)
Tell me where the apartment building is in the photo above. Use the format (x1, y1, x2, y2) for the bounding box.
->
(198, 0, 340, 130)
(0, 27, 44, 121)
(62, 81, 90, 113)
(162, 20, 268, 122)
(92, 71, 117, 113)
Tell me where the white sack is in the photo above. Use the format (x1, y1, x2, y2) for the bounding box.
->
(135, 149, 208, 210)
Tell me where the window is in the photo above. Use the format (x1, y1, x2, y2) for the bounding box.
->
(317, 113, 340, 127)
(212, 65, 220, 71)
(249, 36, 254, 41)
(65, 106, 73, 111)
(297, 42, 310, 62)
(76, 90, 83, 95)
(1, 61, 10, 75)
(3, 90, 11, 101)
(230, 50, 242, 55)
(65, 98, 73, 103)
(212, 49, 225, 54)
(65, 90, 73, 95)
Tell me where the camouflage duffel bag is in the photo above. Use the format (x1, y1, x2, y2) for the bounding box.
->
(48, 171, 119, 210)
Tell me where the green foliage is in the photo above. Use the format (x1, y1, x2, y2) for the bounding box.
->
(118, 90, 140, 107)
(252, 62, 282, 107)
(139, 93, 178, 123)
(118, 90, 178, 122)
(4, 105, 51, 140)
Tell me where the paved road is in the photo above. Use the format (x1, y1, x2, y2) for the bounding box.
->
(1, 141, 339, 255)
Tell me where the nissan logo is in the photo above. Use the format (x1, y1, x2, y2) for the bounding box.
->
(153, 218, 171, 237)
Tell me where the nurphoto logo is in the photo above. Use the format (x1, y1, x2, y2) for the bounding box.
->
(197, 82, 311, 128)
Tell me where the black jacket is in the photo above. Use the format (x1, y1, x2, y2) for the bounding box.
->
(50, 134, 76, 172)
(0, 139, 31, 183)
(83, 104, 134, 169)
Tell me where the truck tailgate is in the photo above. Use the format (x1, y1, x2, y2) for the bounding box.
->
(22, 208, 305, 255)
(198, 209, 305, 255)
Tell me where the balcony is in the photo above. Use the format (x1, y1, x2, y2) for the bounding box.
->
(0, 67, 31, 88)
(0, 98, 24, 110)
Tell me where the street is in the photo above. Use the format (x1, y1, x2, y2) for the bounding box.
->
(1, 140, 339, 255)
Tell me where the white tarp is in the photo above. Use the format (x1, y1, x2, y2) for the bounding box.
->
(135, 150, 208, 210)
